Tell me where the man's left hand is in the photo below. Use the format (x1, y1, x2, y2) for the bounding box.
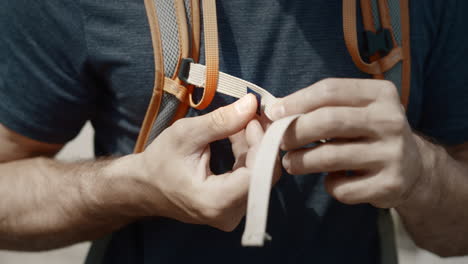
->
(268, 78, 427, 208)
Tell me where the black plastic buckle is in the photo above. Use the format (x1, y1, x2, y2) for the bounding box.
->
(178, 58, 194, 84)
(364, 28, 393, 57)
(247, 87, 262, 115)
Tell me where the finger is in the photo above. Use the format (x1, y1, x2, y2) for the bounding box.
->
(208, 167, 250, 205)
(281, 107, 376, 151)
(245, 118, 264, 148)
(282, 141, 382, 175)
(324, 171, 377, 205)
(213, 203, 247, 232)
(182, 94, 257, 151)
(245, 119, 265, 169)
(325, 171, 400, 207)
(229, 130, 248, 169)
(272, 155, 282, 185)
(268, 78, 398, 120)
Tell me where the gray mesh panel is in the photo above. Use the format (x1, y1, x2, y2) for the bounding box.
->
(144, 0, 193, 145)
(184, 0, 193, 55)
(145, 93, 180, 147)
(388, 0, 402, 45)
(154, 0, 180, 78)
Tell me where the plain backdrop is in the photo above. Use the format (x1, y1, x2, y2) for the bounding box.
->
(0, 122, 466, 264)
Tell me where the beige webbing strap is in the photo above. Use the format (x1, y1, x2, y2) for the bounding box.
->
(181, 59, 296, 245)
(242, 114, 301, 246)
(183, 62, 278, 119)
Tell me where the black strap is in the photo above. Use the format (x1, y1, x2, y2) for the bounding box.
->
(364, 28, 393, 57)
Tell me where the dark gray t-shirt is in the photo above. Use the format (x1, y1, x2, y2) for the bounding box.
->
(2, 0, 468, 263)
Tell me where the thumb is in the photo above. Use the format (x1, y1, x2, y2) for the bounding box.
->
(186, 94, 257, 149)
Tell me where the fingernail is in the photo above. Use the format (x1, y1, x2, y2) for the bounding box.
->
(235, 94, 252, 114)
(269, 103, 285, 120)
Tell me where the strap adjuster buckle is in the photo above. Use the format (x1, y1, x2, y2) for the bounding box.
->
(364, 28, 394, 57)
(178, 58, 194, 84)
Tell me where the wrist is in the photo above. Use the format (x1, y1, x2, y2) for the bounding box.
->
(83, 154, 162, 220)
(396, 135, 445, 214)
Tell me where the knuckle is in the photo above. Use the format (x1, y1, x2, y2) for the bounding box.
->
(198, 192, 233, 221)
(284, 154, 299, 175)
(379, 80, 399, 98)
(381, 176, 404, 197)
(382, 112, 406, 134)
(385, 138, 405, 163)
(333, 185, 355, 204)
(285, 163, 297, 175)
(320, 79, 338, 99)
(320, 148, 339, 169)
(196, 196, 222, 220)
(201, 207, 222, 221)
(169, 118, 189, 141)
(218, 222, 238, 232)
(321, 108, 342, 129)
(209, 108, 227, 131)
(172, 118, 189, 132)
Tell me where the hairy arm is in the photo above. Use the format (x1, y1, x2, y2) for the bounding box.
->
(0, 124, 142, 251)
(0, 94, 261, 251)
(396, 140, 468, 257)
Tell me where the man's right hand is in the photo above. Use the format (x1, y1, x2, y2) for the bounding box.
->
(132, 94, 264, 231)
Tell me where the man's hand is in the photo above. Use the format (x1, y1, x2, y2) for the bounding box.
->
(133, 94, 267, 231)
(268, 78, 425, 208)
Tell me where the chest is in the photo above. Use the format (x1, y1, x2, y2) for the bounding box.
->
(83, 0, 428, 153)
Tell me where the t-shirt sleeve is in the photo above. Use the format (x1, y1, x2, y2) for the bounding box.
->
(0, 0, 95, 144)
(417, 0, 468, 146)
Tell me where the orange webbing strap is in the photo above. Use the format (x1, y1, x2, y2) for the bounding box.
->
(343, 0, 402, 75)
(134, 0, 166, 153)
(167, 0, 195, 123)
(399, 0, 411, 108)
(167, 0, 202, 123)
(163, 77, 189, 101)
(191, 0, 201, 63)
(174, 0, 191, 79)
(189, 0, 219, 110)
(344, 0, 410, 109)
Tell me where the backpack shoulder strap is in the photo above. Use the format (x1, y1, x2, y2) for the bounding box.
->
(343, 0, 411, 108)
(134, 0, 199, 153)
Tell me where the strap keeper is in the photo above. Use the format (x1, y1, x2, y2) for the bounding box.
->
(178, 58, 194, 84)
(364, 28, 393, 57)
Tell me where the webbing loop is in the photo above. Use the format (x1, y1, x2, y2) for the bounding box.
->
(189, 0, 219, 110)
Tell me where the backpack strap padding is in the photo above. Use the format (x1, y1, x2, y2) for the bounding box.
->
(166, 0, 202, 124)
(174, 0, 190, 78)
(189, 0, 219, 110)
(134, 0, 167, 153)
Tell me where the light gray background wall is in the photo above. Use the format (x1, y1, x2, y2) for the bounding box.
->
(0, 122, 466, 264)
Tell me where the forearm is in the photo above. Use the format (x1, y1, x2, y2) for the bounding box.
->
(396, 136, 468, 257)
(0, 155, 145, 251)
